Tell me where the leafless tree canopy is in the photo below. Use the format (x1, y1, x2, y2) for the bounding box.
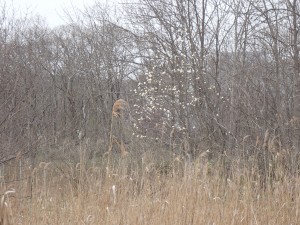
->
(0, 0, 300, 163)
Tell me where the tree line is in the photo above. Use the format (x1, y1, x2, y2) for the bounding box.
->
(0, 0, 300, 163)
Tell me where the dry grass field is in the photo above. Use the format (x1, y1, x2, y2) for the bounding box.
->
(1, 145, 300, 225)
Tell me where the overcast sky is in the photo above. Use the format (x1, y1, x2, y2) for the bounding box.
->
(7, 0, 110, 27)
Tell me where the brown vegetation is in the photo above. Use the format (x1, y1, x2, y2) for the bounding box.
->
(0, 189, 15, 225)
(1, 148, 300, 225)
(1, 1, 300, 224)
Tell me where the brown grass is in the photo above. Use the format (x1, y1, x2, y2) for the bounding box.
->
(2, 148, 300, 225)
(0, 189, 15, 225)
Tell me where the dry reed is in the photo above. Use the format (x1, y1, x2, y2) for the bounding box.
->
(3, 148, 300, 225)
(0, 189, 15, 225)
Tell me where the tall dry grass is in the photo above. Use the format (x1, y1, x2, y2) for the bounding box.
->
(1, 145, 300, 225)
(0, 189, 15, 225)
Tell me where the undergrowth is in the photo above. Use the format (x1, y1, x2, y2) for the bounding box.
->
(1, 142, 300, 225)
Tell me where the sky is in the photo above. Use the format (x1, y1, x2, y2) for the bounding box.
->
(6, 0, 110, 28)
